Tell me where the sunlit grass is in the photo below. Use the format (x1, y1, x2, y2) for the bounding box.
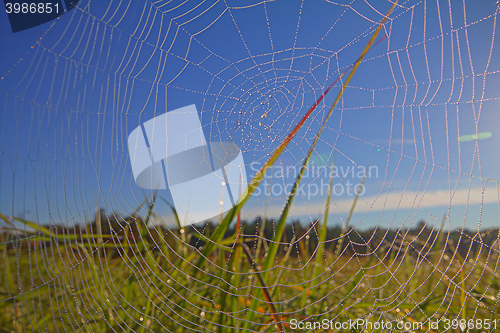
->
(0, 214, 498, 332)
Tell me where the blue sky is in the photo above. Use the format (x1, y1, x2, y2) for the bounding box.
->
(1, 0, 499, 231)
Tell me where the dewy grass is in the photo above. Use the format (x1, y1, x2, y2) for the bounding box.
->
(313, 158, 336, 282)
(1, 206, 499, 331)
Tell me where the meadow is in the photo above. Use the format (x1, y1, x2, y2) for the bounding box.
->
(0, 205, 499, 332)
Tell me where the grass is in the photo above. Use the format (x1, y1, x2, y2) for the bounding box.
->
(0, 214, 498, 332)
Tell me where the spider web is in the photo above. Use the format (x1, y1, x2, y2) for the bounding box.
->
(1, 0, 499, 332)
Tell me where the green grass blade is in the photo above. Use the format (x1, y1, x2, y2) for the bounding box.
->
(333, 172, 367, 260)
(309, 159, 336, 300)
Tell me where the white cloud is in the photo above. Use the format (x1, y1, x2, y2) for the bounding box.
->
(271, 186, 500, 217)
(154, 186, 499, 226)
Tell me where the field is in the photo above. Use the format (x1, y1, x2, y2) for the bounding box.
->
(1, 207, 499, 332)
